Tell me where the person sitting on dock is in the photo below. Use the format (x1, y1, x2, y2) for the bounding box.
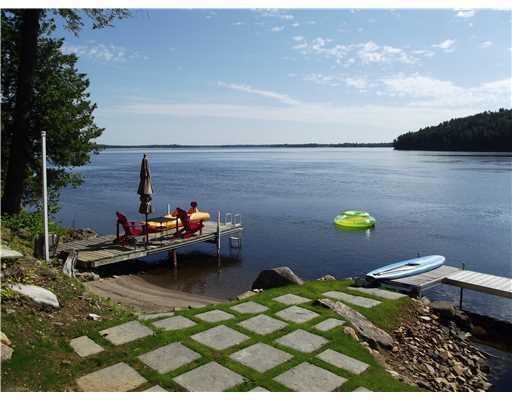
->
(188, 201, 199, 214)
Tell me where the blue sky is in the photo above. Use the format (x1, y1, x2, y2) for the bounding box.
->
(56, 9, 511, 145)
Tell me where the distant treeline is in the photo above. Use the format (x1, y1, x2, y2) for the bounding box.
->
(98, 142, 393, 149)
(393, 109, 512, 151)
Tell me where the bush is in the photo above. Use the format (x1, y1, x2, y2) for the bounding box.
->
(1, 209, 67, 240)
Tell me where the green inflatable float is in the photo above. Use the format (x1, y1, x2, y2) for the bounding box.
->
(334, 210, 376, 229)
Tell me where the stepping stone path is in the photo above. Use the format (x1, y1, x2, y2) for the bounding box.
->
(230, 301, 268, 314)
(230, 343, 293, 373)
(250, 386, 269, 392)
(348, 286, 406, 300)
(275, 305, 320, 324)
(174, 361, 245, 392)
(144, 385, 167, 392)
(322, 291, 381, 309)
(238, 314, 287, 335)
(275, 329, 328, 353)
(274, 362, 346, 392)
(316, 349, 369, 375)
(100, 321, 153, 345)
(353, 386, 372, 391)
(273, 293, 311, 305)
(152, 315, 196, 331)
(192, 325, 249, 350)
(195, 309, 234, 323)
(138, 312, 175, 321)
(76, 362, 146, 391)
(314, 318, 345, 332)
(138, 342, 201, 374)
(70, 336, 104, 357)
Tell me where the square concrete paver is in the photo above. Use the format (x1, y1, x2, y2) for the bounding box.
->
(230, 301, 269, 314)
(250, 386, 269, 392)
(70, 336, 104, 357)
(273, 293, 311, 305)
(274, 362, 346, 392)
(192, 325, 249, 350)
(195, 309, 234, 323)
(76, 362, 147, 391)
(348, 286, 406, 300)
(230, 343, 293, 373)
(314, 318, 345, 332)
(238, 314, 287, 335)
(144, 385, 167, 392)
(174, 361, 245, 391)
(152, 315, 196, 331)
(138, 312, 175, 321)
(275, 329, 328, 353)
(317, 349, 369, 375)
(322, 291, 381, 308)
(100, 321, 153, 346)
(275, 306, 320, 324)
(138, 342, 201, 374)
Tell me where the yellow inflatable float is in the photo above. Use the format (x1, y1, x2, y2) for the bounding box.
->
(146, 211, 211, 231)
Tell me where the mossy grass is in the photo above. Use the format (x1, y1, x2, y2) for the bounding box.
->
(2, 274, 416, 391)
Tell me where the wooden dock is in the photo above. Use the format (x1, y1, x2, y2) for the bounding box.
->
(58, 221, 243, 268)
(382, 265, 512, 299)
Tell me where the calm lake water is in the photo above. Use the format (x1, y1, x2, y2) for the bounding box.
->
(58, 148, 512, 321)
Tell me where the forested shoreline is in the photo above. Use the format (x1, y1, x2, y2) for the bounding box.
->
(393, 109, 512, 151)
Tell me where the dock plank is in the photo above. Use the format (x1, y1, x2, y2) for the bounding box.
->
(444, 271, 512, 299)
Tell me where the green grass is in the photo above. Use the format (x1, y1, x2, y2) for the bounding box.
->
(2, 278, 417, 392)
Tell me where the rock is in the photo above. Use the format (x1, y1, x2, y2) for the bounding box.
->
(453, 310, 473, 331)
(251, 267, 304, 290)
(0, 246, 23, 260)
(352, 276, 375, 288)
(453, 362, 465, 376)
(236, 290, 257, 300)
(317, 274, 336, 281)
(421, 297, 431, 306)
(87, 313, 101, 321)
(419, 316, 432, 322)
(0, 331, 11, 346)
(76, 272, 100, 282)
(9, 284, 60, 308)
(317, 298, 393, 348)
(431, 301, 456, 319)
(344, 326, 359, 341)
(1, 343, 13, 362)
(392, 346, 399, 353)
(65, 228, 97, 242)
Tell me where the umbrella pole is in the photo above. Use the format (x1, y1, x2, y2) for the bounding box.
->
(145, 214, 148, 249)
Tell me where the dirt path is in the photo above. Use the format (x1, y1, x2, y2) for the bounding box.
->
(85, 275, 224, 312)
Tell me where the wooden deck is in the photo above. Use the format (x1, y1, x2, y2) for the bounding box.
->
(444, 270, 512, 299)
(58, 221, 243, 268)
(381, 265, 512, 299)
(381, 265, 461, 294)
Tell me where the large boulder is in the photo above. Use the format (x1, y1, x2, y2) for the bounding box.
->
(10, 283, 60, 309)
(430, 301, 456, 318)
(251, 267, 304, 290)
(317, 298, 394, 348)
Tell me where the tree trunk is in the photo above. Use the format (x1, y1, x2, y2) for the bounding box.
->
(1, 10, 41, 215)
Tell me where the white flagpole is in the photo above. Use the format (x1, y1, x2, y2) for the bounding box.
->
(41, 131, 50, 262)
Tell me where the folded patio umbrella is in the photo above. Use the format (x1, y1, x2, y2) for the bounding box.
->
(137, 154, 153, 246)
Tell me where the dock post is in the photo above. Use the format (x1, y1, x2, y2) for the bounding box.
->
(459, 262, 465, 310)
(216, 211, 221, 257)
(169, 249, 177, 269)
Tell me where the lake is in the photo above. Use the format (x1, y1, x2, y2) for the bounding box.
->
(58, 148, 512, 321)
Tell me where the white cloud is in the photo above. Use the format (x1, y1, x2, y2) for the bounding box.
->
(480, 41, 493, 48)
(303, 73, 370, 91)
(256, 9, 294, 20)
(294, 38, 418, 66)
(233, 21, 244, 26)
(293, 36, 304, 42)
(271, 26, 285, 32)
(412, 49, 435, 58)
(217, 81, 301, 105)
(292, 22, 300, 27)
(62, 42, 146, 63)
(432, 39, 456, 53)
(455, 10, 475, 18)
(380, 74, 511, 108)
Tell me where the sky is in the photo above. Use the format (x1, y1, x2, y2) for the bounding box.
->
(55, 8, 512, 145)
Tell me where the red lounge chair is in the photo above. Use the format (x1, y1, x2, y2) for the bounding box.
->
(115, 211, 147, 244)
(174, 208, 204, 238)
